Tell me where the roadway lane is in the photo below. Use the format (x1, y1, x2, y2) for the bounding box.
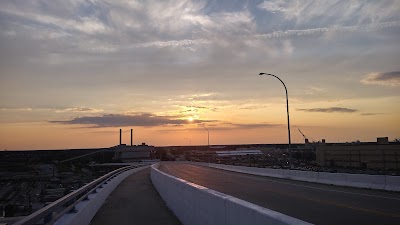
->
(159, 162, 400, 225)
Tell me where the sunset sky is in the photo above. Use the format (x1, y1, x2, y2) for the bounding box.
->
(0, 0, 399, 150)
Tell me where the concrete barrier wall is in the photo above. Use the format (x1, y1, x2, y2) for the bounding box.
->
(151, 163, 312, 225)
(385, 176, 400, 192)
(346, 173, 386, 190)
(191, 162, 400, 192)
(317, 172, 348, 186)
(55, 166, 149, 225)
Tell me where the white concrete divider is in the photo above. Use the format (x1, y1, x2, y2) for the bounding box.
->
(385, 176, 400, 192)
(151, 163, 312, 225)
(287, 170, 318, 183)
(316, 172, 348, 186)
(346, 173, 386, 190)
(190, 162, 400, 192)
(55, 166, 149, 225)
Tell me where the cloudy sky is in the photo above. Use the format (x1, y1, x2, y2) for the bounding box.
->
(0, 0, 399, 150)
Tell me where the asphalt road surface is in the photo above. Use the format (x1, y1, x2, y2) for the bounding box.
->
(159, 162, 400, 225)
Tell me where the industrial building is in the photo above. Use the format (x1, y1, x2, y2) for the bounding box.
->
(316, 137, 400, 170)
(112, 129, 155, 162)
(113, 143, 155, 162)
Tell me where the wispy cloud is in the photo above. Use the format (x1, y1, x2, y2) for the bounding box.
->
(305, 86, 325, 96)
(157, 122, 281, 132)
(361, 71, 400, 87)
(255, 21, 400, 40)
(297, 107, 358, 113)
(130, 39, 211, 49)
(180, 105, 217, 114)
(51, 113, 216, 127)
(55, 107, 103, 113)
(360, 113, 385, 116)
(223, 122, 282, 130)
(0, 107, 33, 112)
(0, 106, 103, 113)
(258, 0, 400, 26)
(238, 104, 269, 110)
(1, 0, 399, 68)
(258, 0, 287, 12)
(0, 7, 109, 35)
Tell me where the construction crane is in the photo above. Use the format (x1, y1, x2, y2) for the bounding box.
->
(298, 128, 310, 144)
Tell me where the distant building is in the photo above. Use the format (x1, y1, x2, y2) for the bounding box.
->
(215, 149, 262, 157)
(113, 143, 155, 162)
(316, 137, 400, 169)
(377, 137, 389, 144)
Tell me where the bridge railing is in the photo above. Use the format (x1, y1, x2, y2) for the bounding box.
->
(13, 165, 138, 225)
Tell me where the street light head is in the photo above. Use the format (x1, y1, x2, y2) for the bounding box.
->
(259, 73, 265, 75)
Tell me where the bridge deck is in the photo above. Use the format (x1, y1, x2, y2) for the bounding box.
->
(90, 167, 181, 225)
(159, 162, 400, 225)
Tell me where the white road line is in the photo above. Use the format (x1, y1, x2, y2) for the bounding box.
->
(163, 164, 179, 178)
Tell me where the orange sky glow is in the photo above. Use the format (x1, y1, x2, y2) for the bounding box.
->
(0, 1, 399, 150)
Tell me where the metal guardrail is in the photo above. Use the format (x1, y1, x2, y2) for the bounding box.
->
(13, 165, 140, 225)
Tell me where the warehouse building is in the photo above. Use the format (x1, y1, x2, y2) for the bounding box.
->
(113, 143, 155, 162)
(316, 137, 400, 170)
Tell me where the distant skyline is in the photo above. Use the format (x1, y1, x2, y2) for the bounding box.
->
(1, 0, 399, 150)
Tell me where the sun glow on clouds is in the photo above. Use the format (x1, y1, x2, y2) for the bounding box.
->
(0, 0, 399, 149)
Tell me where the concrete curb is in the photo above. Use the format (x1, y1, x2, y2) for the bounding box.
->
(151, 163, 312, 225)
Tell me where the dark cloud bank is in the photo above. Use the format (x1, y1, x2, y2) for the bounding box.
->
(51, 113, 215, 127)
(297, 107, 358, 113)
(362, 71, 400, 86)
(51, 113, 281, 129)
(370, 71, 400, 81)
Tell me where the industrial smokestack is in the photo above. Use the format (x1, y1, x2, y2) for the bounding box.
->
(130, 129, 133, 146)
(119, 129, 122, 145)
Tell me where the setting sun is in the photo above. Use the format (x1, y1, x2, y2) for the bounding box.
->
(0, 0, 399, 150)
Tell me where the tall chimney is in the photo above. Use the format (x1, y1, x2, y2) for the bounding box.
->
(119, 129, 122, 145)
(130, 129, 133, 146)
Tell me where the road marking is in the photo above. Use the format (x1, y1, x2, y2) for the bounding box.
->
(162, 164, 180, 179)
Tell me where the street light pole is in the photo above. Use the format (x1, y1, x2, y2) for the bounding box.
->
(202, 126, 210, 146)
(259, 72, 293, 168)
